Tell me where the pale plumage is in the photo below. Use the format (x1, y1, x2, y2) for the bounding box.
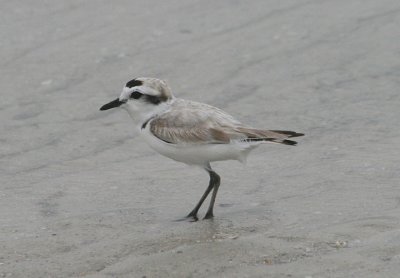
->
(149, 99, 241, 144)
(149, 99, 300, 145)
(100, 77, 304, 221)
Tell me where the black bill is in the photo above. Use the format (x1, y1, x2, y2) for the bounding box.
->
(100, 98, 125, 111)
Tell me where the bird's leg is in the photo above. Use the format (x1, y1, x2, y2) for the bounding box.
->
(186, 169, 216, 221)
(204, 171, 221, 220)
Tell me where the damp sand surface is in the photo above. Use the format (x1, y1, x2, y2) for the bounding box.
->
(1, 0, 400, 277)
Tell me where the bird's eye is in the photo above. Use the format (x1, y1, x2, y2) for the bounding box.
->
(130, 91, 142, 99)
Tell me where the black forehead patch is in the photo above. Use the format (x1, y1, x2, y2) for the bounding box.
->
(126, 79, 143, 88)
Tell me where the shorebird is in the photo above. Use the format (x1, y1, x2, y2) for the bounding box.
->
(100, 77, 303, 221)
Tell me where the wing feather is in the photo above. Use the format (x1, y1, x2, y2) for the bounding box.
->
(149, 99, 303, 145)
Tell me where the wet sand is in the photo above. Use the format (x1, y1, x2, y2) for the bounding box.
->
(1, 0, 400, 277)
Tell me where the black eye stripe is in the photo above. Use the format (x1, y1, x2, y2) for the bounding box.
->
(144, 95, 162, 105)
(128, 92, 167, 105)
(130, 91, 142, 99)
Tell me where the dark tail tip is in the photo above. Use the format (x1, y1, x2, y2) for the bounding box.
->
(270, 130, 305, 138)
(281, 139, 298, 146)
(244, 138, 298, 145)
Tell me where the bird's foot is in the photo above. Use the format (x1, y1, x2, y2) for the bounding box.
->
(186, 211, 199, 222)
(186, 215, 199, 222)
(203, 212, 214, 220)
(174, 212, 199, 222)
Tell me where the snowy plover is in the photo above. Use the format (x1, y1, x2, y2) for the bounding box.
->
(100, 77, 304, 221)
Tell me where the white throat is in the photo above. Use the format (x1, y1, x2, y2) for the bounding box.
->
(122, 100, 173, 128)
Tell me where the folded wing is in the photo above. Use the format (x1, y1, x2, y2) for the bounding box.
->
(149, 100, 304, 145)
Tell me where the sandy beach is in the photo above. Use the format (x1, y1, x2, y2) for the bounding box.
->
(1, 0, 400, 277)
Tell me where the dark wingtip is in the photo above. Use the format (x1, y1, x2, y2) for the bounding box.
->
(270, 130, 305, 138)
(281, 139, 298, 146)
(243, 138, 299, 145)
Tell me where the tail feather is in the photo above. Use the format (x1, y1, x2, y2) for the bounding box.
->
(243, 138, 298, 145)
(269, 130, 305, 138)
(235, 127, 304, 146)
(280, 139, 298, 145)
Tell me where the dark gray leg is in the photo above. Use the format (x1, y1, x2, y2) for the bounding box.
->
(186, 168, 218, 221)
(204, 171, 221, 219)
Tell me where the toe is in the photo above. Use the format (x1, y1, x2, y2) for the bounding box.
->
(174, 215, 199, 222)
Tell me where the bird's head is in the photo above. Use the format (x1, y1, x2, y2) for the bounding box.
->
(100, 77, 173, 121)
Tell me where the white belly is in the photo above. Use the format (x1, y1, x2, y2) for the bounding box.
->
(140, 125, 255, 166)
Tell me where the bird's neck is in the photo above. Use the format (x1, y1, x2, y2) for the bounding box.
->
(124, 101, 172, 128)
